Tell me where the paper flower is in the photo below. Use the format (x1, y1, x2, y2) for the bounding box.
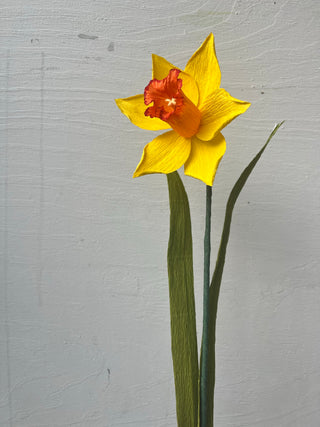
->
(116, 34, 250, 186)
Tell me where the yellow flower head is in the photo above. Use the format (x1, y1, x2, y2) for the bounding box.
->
(116, 34, 250, 186)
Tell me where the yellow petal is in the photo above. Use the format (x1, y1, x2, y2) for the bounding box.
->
(152, 54, 199, 106)
(184, 133, 226, 186)
(184, 33, 221, 108)
(134, 131, 191, 177)
(152, 54, 176, 80)
(115, 95, 170, 131)
(196, 89, 251, 141)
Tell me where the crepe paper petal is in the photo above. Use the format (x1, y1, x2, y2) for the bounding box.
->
(152, 54, 177, 80)
(196, 89, 251, 141)
(204, 122, 285, 427)
(133, 130, 191, 177)
(152, 54, 199, 106)
(184, 33, 221, 108)
(115, 94, 170, 131)
(184, 133, 226, 186)
(167, 171, 199, 427)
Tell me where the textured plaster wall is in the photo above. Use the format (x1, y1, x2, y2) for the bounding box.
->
(0, 1, 319, 426)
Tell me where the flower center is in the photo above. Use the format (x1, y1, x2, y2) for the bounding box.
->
(144, 69, 201, 138)
(166, 98, 176, 107)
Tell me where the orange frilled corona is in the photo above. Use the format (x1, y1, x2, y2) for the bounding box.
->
(144, 69, 201, 138)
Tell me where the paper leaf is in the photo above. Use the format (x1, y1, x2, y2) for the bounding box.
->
(167, 171, 199, 427)
(205, 122, 285, 426)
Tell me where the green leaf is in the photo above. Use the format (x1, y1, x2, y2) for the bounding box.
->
(167, 171, 199, 427)
(205, 121, 285, 427)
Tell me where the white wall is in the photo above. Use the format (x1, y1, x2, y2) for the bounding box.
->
(1, 1, 319, 426)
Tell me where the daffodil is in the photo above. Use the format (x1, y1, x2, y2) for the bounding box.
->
(116, 33, 250, 186)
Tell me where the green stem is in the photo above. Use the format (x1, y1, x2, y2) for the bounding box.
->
(200, 185, 212, 427)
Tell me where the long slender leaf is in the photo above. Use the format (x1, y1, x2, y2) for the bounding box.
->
(167, 171, 199, 427)
(205, 122, 285, 426)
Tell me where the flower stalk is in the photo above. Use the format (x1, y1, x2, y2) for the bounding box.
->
(200, 185, 213, 427)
